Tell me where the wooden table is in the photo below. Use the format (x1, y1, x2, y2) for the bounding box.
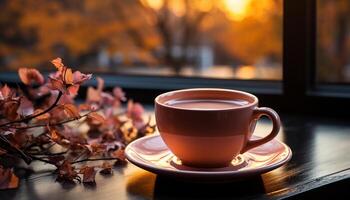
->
(1, 113, 350, 199)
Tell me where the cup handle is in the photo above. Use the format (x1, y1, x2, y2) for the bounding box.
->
(241, 107, 281, 153)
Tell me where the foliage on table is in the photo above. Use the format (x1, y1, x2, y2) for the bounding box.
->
(0, 58, 155, 189)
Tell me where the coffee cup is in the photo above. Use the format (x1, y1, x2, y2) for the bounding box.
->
(155, 88, 280, 168)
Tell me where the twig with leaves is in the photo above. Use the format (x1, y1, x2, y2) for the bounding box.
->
(0, 58, 156, 189)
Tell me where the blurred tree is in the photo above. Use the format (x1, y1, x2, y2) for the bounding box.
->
(0, 0, 160, 69)
(317, 0, 350, 82)
(0, 0, 283, 76)
(136, 0, 213, 73)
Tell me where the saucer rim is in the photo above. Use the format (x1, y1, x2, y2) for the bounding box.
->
(125, 134, 292, 177)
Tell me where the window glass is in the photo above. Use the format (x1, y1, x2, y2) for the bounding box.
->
(0, 0, 282, 80)
(317, 0, 350, 83)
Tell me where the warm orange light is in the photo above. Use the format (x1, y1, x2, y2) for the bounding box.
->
(169, 1, 186, 16)
(141, 0, 213, 15)
(140, 0, 164, 10)
(236, 65, 255, 79)
(195, 0, 213, 12)
(141, 0, 186, 16)
(221, 0, 251, 21)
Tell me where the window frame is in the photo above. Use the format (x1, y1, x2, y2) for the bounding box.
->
(0, 0, 349, 117)
(283, 0, 350, 116)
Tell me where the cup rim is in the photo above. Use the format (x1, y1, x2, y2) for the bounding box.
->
(155, 88, 258, 111)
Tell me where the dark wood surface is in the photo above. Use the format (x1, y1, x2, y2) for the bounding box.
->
(1, 113, 350, 200)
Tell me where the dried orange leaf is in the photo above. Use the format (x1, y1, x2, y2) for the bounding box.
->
(48, 77, 64, 92)
(80, 166, 96, 183)
(0, 166, 19, 190)
(100, 162, 113, 175)
(96, 77, 104, 92)
(73, 71, 92, 84)
(51, 58, 64, 71)
(113, 87, 126, 101)
(64, 68, 74, 85)
(112, 149, 127, 166)
(17, 97, 34, 116)
(18, 68, 44, 85)
(50, 129, 62, 143)
(85, 143, 106, 155)
(57, 161, 80, 183)
(127, 100, 144, 122)
(0, 84, 11, 99)
(4, 101, 19, 120)
(86, 87, 101, 103)
(63, 104, 80, 119)
(88, 112, 105, 124)
(67, 84, 79, 96)
(78, 104, 91, 111)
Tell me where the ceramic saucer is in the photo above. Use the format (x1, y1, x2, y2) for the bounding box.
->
(125, 134, 292, 181)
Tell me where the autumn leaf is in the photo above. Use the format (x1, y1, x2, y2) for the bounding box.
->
(86, 87, 101, 103)
(8, 130, 33, 148)
(96, 77, 104, 92)
(112, 149, 127, 166)
(78, 104, 91, 111)
(63, 104, 80, 119)
(3, 101, 20, 120)
(85, 143, 106, 155)
(113, 87, 126, 101)
(0, 58, 156, 188)
(50, 129, 66, 145)
(79, 166, 96, 183)
(120, 126, 138, 143)
(133, 115, 155, 137)
(33, 109, 50, 121)
(0, 166, 19, 190)
(99, 162, 113, 175)
(127, 100, 144, 122)
(101, 131, 116, 143)
(18, 68, 44, 85)
(49, 58, 91, 95)
(0, 84, 12, 100)
(73, 71, 92, 85)
(35, 133, 51, 144)
(48, 76, 84, 96)
(48, 77, 65, 92)
(57, 161, 80, 183)
(67, 84, 80, 96)
(50, 129, 60, 141)
(17, 97, 34, 117)
(112, 149, 126, 160)
(101, 92, 115, 105)
(87, 112, 105, 125)
(64, 68, 74, 85)
(51, 58, 64, 72)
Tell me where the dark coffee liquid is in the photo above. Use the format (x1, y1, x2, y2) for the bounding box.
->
(165, 99, 249, 110)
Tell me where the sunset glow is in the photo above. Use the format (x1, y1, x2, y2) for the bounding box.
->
(222, 0, 251, 21)
(142, 0, 251, 20)
(141, 0, 164, 10)
(0, 0, 283, 81)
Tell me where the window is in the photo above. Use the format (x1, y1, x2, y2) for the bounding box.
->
(0, 0, 282, 80)
(0, 0, 349, 115)
(317, 0, 350, 83)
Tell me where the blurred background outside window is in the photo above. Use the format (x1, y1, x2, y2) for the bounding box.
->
(0, 0, 282, 80)
(317, 0, 350, 83)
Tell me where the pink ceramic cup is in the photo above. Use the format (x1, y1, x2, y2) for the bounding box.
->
(155, 88, 281, 168)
